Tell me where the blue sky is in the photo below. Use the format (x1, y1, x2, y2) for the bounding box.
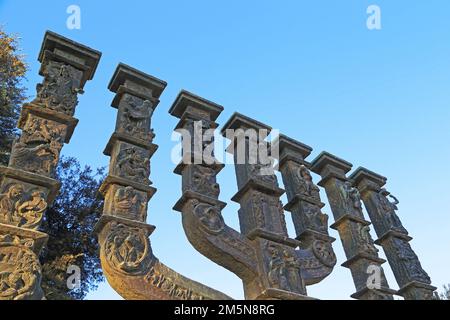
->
(1, 0, 449, 300)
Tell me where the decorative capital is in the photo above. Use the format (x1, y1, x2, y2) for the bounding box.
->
(220, 112, 272, 138)
(109, 63, 167, 108)
(272, 134, 312, 167)
(310, 151, 352, 181)
(38, 31, 102, 88)
(169, 90, 224, 122)
(350, 167, 387, 191)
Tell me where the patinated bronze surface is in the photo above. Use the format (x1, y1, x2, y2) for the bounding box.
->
(0, 31, 436, 300)
(0, 31, 101, 300)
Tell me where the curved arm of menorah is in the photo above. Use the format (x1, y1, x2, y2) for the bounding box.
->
(295, 237, 337, 286)
(178, 197, 259, 281)
(96, 216, 232, 300)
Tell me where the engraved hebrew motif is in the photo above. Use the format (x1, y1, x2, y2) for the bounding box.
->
(311, 240, 337, 268)
(104, 223, 151, 275)
(144, 262, 206, 300)
(34, 61, 83, 116)
(0, 183, 48, 230)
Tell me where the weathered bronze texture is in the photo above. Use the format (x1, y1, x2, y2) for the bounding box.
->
(95, 65, 230, 300)
(170, 95, 337, 299)
(350, 167, 436, 300)
(0, 31, 101, 300)
(310, 152, 396, 299)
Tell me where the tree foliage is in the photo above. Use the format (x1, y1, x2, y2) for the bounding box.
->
(40, 156, 105, 300)
(0, 27, 27, 166)
(434, 284, 450, 300)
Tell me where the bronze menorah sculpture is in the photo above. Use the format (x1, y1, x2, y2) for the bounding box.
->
(0, 31, 436, 300)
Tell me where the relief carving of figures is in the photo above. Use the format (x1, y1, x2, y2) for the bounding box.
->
(191, 200, 225, 234)
(312, 240, 337, 268)
(357, 224, 379, 256)
(248, 162, 277, 185)
(0, 244, 42, 300)
(113, 186, 146, 221)
(252, 193, 267, 228)
(267, 244, 301, 292)
(0, 184, 47, 230)
(34, 61, 83, 116)
(303, 202, 328, 234)
(394, 238, 431, 284)
(294, 165, 321, 201)
(104, 223, 150, 274)
(278, 201, 288, 235)
(10, 139, 60, 176)
(340, 181, 363, 216)
(9, 118, 64, 176)
(183, 119, 214, 155)
(116, 147, 151, 184)
(189, 166, 220, 198)
(377, 188, 408, 234)
(120, 96, 154, 141)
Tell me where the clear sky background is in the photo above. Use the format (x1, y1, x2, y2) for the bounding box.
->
(1, 0, 449, 300)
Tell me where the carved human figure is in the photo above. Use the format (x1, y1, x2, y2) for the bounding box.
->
(0, 247, 41, 300)
(121, 97, 154, 140)
(357, 224, 379, 256)
(190, 166, 220, 198)
(113, 186, 145, 221)
(192, 201, 225, 234)
(9, 135, 61, 176)
(105, 224, 149, 274)
(394, 238, 431, 284)
(295, 165, 321, 201)
(252, 193, 267, 228)
(267, 244, 289, 291)
(282, 249, 302, 292)
(278, 201, 289, 235)
(377, 188, 408, 234)
(341, 181, 363, 215)
(303, 203, 328, 233)
(15, 190, 47, 229)
(0, 184, 24, 224)
(249, 162, 277, 185)
(116, 147, 151, 184)
(35, 61, 82, 115)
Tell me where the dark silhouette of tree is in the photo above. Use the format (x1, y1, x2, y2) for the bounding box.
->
(40, 156, 105, 300)
(0, 27, 27, 166)
(434, 284, 450, 300)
